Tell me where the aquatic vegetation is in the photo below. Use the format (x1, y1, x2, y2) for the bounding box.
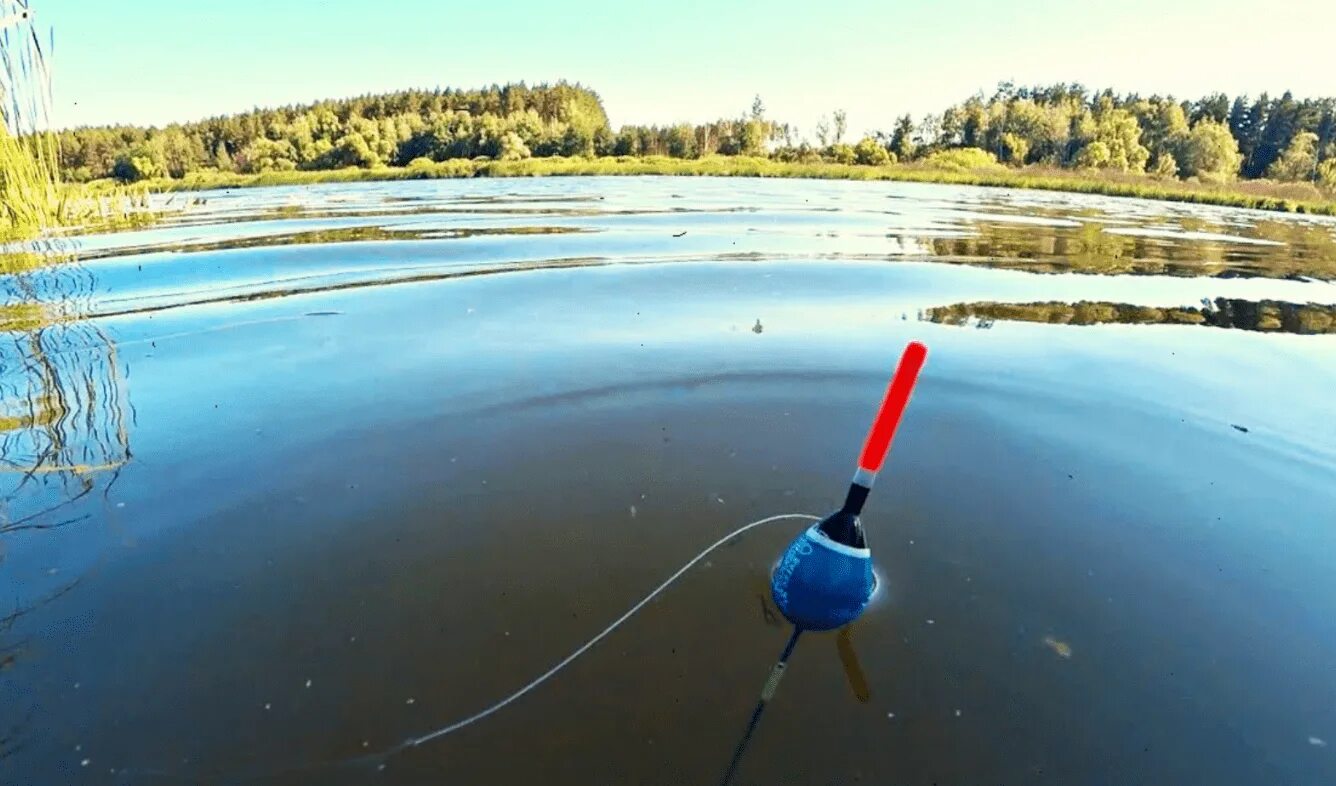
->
(924, 298, 1336, 334)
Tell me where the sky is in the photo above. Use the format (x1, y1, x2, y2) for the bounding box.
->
(24, 0, 1336, 138)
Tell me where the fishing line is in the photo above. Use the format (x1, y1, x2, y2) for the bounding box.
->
(125, 338, 930, 784)
(117, 512, 820, 783)
(403, 512, 820, 748)
(722, 340, 928, 785)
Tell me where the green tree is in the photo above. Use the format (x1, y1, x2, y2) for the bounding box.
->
(1237, 94, 1270, 176)
(1085, 109, 1149, 171)
(853, 136, 891, 165)
(832, 110, 847, 145)
(1150, 151, 1179, 178)
(213, 141, 234, 172)
(1228, 96, 1251, 152)
(560, 124, 594, 157)
(738, 100, 773, 156)
(111, 144, 164, 181)
(156, 126, 206, 178)
(960, 96, 989, 148)
(1136, 100, 1188, 163)
(665, 124, 697, 158)
(611, 128, 640, 156)
(1191, 93, 1230, 124)
(240, 138, 297, 172)
(1266, 131, 1318, 181)
(1180, 119, 1241, 182)
(1074, 140, 1111, 169)
(889, 115, 916, 160)
(1317, 106, 1336, 159)
(998, 132, 1029, 165)
(330, 132, 379, 168)
(498, 131, 531, 161)
(828, 143, 856, 164)
(1318, 158, 1336, 189)
(1254, 91, 1298, 177)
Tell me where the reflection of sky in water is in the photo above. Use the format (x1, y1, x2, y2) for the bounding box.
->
(25, 177, 1336, 329)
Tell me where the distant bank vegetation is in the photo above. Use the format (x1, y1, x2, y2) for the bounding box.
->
(42, 82, 1336, 212)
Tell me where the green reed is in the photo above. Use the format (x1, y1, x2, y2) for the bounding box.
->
(1, 7, 156, 241)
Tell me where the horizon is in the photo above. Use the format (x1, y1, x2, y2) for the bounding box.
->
(28, 0, 1336, 137)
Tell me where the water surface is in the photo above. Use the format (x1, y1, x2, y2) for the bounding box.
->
(3, 177, 1335, 785)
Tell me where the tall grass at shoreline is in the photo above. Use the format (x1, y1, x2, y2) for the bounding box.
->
(0, 5, 155, 242)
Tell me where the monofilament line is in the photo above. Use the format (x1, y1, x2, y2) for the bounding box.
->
(402, 512, 818, 748)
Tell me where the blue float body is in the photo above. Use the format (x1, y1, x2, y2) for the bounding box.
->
(770, 524, 876, 631)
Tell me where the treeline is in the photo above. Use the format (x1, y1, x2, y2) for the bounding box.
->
(57, 82, 612, 181)
(915, 83, 1336, 184)
(51, 81, 1336, 189)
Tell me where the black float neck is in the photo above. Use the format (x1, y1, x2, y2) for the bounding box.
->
(817, 482, 871, 548)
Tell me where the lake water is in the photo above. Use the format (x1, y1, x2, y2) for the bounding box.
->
(3, 176, 1336, 785)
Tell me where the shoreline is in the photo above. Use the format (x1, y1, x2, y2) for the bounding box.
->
(127, 156, 1336, 216)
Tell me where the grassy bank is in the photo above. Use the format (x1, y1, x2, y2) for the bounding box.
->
(131, 155, 1336, 215)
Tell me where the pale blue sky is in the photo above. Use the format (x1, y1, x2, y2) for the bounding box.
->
(32, 0, 1336, 137)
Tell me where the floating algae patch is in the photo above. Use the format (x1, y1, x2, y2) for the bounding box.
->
(1042, 636, 1074, 659)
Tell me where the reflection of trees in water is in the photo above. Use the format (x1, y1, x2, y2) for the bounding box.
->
(926, 217, 1336, 280)
(1, 239, 129, 487)
(0, 321, 130, 479)
(924, 298, 1336, 334)
(73, 222, 591, 262)
(0, 238, 130, 760)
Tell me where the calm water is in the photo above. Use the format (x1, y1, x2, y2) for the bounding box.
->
(3, 177, 1336, 785)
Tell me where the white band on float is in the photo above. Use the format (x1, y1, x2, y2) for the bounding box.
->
(805, 524, 871, 558)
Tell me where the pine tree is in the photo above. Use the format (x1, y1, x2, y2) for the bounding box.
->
(1254, 92, 1299, 178)
(1228, 96, 1250, 154)
(1240, 94, 1270, 177)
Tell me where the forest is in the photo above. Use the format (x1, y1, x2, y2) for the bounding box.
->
(51, 81, 1336, 192)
